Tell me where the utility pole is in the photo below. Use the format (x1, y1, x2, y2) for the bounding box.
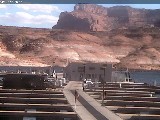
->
(83, 63, 86, 91)
(101, 65, 107, 106)
(102, 67, 105, 106)
(83, 64, 86, 81)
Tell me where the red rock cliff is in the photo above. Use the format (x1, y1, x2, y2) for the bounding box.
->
(53, 4, 160, 31)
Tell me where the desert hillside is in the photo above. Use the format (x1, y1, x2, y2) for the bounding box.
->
(0, 26, 119, 67)
(0, 25, 160, 70)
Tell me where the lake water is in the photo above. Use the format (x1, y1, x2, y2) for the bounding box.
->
(130, 71, 160, 86)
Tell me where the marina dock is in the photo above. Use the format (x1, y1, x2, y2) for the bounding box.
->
(0, 72, 160, 120)
(85, 82, 160, 120)
(0, 88, 79, 120)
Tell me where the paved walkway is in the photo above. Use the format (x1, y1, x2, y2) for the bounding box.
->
(63, 81, 123, 120)
(63, 83, 96, 120)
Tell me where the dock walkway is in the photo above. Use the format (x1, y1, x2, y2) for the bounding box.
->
(63, 81, 123, 120)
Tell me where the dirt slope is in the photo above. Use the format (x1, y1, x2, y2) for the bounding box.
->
(0, 26, 160, 70)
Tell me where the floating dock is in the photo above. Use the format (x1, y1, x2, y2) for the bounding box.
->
(0, 88, 80, 120)
(85, 82, 160, 120)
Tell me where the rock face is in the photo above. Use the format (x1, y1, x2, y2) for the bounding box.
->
(53, 4, 160, 31)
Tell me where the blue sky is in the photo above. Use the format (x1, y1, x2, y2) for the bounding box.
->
(0, 4, 160, 28)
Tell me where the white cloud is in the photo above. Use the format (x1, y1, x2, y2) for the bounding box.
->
(16, 12, 58, 24)
(16, 4, 61, 13)
(0, 5, 7, 9)
(0, 12, 58, 27)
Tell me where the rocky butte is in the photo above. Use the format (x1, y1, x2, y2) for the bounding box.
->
(1, 4, 160, 70)
(53, 4, 160, 31)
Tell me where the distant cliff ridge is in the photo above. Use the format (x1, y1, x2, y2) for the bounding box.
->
(53, 4, 160, 31)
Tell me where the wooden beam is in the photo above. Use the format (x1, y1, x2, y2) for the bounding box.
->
(0, 103, 72, 109)
(0, 89, 63, 94)
(0, 97, 68, 104)
(0, 93, 64, 98)
(0, 111, 77, 117)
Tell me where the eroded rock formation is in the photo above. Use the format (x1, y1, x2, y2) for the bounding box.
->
(53, 4, 160, 31)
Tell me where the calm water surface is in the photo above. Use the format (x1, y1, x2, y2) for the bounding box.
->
(130, 71, 160, 86)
